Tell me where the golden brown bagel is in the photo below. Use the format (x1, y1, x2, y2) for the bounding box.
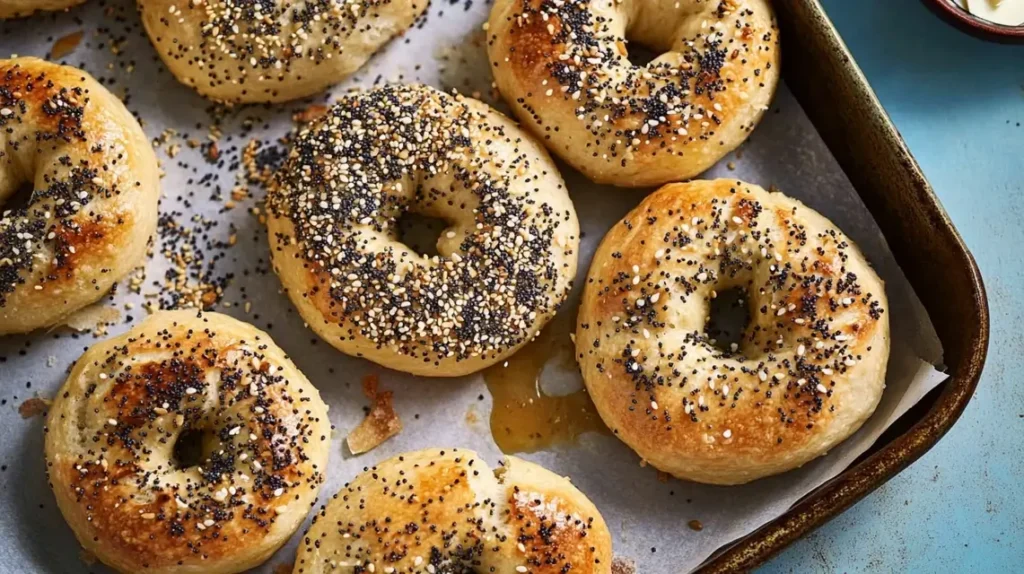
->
(293, 448, 613, 574)
(576, 180, 890, 485)
(0, 0, 82, 19)
(137, 0, 429, 103)
(0, 58, 160, 334)
(487, 0, 780, 187)
(267, 84, 580, 376)
(45, 310, 332, 574)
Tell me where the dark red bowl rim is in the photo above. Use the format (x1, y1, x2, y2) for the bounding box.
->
(923, 0, 1024, 42)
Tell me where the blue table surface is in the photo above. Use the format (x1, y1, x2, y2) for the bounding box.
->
(761, 1, 1022, 573)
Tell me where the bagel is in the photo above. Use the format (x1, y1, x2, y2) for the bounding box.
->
(137, 0, 429, 103)
(267, 84, 580, 377)
(575, 180, 890, 484)
(0, 0, 82, 19)
(44, 310, 332, 574)
(0, 57, 160, 334)
(486, 0, 780, 187)
(293, 448, 613, 574)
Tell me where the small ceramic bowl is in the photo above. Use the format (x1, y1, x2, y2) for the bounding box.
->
(923, 0, 1024, 43)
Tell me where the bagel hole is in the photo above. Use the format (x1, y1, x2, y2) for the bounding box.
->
(705, 287, 750, 355)
(623, 40, 660, 68)
(397, 211, 449, 258)
(172, 427, 209, 469)
(1, 182, 34, 215)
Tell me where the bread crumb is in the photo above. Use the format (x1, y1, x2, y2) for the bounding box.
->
(611, 556, 636, 574)
(18, 397, 51, 419)
(204, 141, 220, 162)
(465, 404, 479, 426)
(346, 374, 403, 455)
(64, 303, 120, 335)
(293, 104, 329, 124)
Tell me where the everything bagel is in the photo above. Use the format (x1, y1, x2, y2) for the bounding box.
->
(0, 0, 83, 19)
(267, 84, 580, 376)
(45, 310, 332, 573)
(0, 58, 160, 334)
(293, 448, 613, 574)
(576, 180, 889, 484)
(137, 0, 429, 103)
(487, 0, 780, 187)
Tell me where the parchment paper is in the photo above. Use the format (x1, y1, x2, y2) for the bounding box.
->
(0, 1, 946, 572)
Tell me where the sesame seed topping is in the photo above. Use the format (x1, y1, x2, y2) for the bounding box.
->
(268, 85, 578, 367)
(140, 0, 428, 103)
(575, 180, 888, 471)
(44, 312, 331, 569)
(296, 449, 608, 573)
(488, 0, 780, 184)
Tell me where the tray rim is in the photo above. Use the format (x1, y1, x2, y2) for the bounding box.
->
(0, 1, 988, 571)
(697, 0, 990, 571)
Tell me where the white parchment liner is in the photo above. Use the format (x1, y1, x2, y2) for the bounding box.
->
(0, 1, 945, 572)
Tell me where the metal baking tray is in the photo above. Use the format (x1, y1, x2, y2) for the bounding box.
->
(699, 1, 990, 570)
(0, 1, 987, 571)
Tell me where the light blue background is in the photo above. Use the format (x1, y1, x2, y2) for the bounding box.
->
(762, 1, 1022, 572)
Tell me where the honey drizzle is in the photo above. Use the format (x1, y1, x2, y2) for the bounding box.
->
(482, 321, 609, 454)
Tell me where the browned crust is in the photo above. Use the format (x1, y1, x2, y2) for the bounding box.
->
(136, 0, 429, 103)
(0, 0, 84, 19)
(577, 180, 888, 482)
(507, 487, 609, 573)
(46, 311, 330, 573)
(500, 0, 566, 78)
(0, 57, 159, 333)
(51, 341, 311, 569)
(346, 374, 403, 454)
(488, 0, 781, 186)
(294, 449, 612, 573)
(46, 210, 133, 282)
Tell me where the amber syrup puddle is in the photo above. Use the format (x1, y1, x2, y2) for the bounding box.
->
(482, 320, 609, 454)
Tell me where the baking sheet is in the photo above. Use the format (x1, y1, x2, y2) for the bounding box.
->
(0, 1, 946, 572)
